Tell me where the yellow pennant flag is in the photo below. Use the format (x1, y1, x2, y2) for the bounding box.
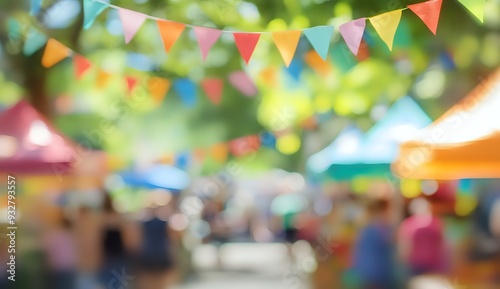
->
(148, 77, 171, 105)
(211, 143, 228, 163)
(41, 38, 72, 68)
(272, 30, 302, 67)
(369, 10, 403, 51)
(96, 69, 111, 89)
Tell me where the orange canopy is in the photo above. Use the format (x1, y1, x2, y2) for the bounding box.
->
(392, 69, 500, 179)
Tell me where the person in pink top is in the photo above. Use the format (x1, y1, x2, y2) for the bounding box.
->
(43, 213, 77, 289)
(398, 198, 448, 277)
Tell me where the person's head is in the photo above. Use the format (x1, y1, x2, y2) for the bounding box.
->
(367, 199, 389, 220)
(409, 197, 431, 216)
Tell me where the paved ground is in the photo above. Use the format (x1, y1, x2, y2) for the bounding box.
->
(172, 243, 311, 289)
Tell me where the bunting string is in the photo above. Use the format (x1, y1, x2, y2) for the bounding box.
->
(81, 0, 485, 64)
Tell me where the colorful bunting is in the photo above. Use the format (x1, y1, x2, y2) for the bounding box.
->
(201, 78, 224, 105)
(272, 30, 302, 67)
(157, 20, 185, 53)
(229, 71, 257, 97)
(83, 0, 108, 30)
(457, 0, 485, 22)
(229, 135, 261, 156)
(125, 76, 138, 93)
(41, 38, 72, 68)
(194, 27, 222, 61)
(258, 67, 278, 87)
(303, 50, 332, 77)
(148, 77, 171, 105)
(233, 33, 261, 64)
(73, 54, 92, 79)
(408, 0, 443, 35)
(339, 18, 366, 55)
(174, 79, 197, 107)
(369, 10, 403, 51)
(211, 143, 228, 163)
(23, 30, 48, 56)
(118, 8, 147, 44)
(303, 26, 334, 60)
(96, 69, 111, 89)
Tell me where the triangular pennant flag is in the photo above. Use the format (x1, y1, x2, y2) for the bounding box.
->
(41, 38, 72, 68)
(175, 152, 191, 169)
(229, 135, 261, 156)
(157, 20, 185, 53)
(118, 8, 147, 44)
(73, 54, 92, 79)
(303, 26, 334, 60)
(339, 18, 366, 55)
(193, 149, 206, 162)
(457, 0, 485, 22)
(211, 143, 228, 163)
(148, 77, 171, 105)
(369, 10, 403, 51)
(194, 27, 222, 61)
(30, 0, 41, 15)
(201, 78, 224, 105)
(23, 30, 48, 56)
(83, 0, 108, 30)
(259, 67, 277, 87)
(229, 71, 257, 97)
(233, 33, 261, 64)
(303, 50, 332, 77)
(272, 30, 302, 67)
(174, 78, 197, 107)
(96, 69, 111, 89)
(125, 76, 138, 93)
(408, 0, 443, 35)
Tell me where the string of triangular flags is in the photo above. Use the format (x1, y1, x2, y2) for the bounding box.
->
(82, 0, 486, 67)
(37, 37, 258, 106)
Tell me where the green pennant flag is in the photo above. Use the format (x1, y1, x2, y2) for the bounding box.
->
(84, 0, 108, 30)
(457, 0, 485, 22)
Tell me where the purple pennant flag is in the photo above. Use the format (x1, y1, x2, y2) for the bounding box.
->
(229, 71, 257, 97)
(339, 18, 366, 56)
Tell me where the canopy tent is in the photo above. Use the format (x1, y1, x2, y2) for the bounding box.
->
(392, 69, 500, 180)
(0, 100, 75, 174)
(118, 164, 190, 192)
(307, 96, 432, 181)
(307, 125, 365, 181)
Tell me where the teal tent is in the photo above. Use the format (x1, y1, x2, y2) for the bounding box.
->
(307, 97, 432, 181)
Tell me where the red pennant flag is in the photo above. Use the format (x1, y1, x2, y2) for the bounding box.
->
(201, 78, 224, 105)
(73, 54, 92, 79)
(233, 33, 261, 64)
(125, 76, 138, 93)
(229, 135, 261, 156)
(408, 0, 443, 35)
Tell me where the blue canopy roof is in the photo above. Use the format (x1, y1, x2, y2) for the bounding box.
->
(307, 96, 432, 181)
(119, 164, 190, 192)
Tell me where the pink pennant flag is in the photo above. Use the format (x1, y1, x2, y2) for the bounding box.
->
(233, 33, 261, 64)
(201, 78, 224, 105)
(194, 27, 222, 61)
(339, 18, 366, 55)
(118, 8, 147, 44)
(229, 71, 257, 97)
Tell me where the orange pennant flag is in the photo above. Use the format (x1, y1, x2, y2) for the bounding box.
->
(408, 0, 443, 35)
(73, 54, 92, 79)
(193, 149, 206, 162)
(157, 20, 185, 53)
(211, 143, 228, 163)
(41, 38, 72, 68)
(259, 67, 278, 87)
(96, 69, 111, 89)
(303, 50, 332, 77)
(272, 30, 302, 67)
(148, 77, 171, 105)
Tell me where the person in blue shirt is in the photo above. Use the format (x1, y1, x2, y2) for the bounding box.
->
(353, 200, 395, 289)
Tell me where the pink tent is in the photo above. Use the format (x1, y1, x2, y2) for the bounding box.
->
(0, 100, 75, 174)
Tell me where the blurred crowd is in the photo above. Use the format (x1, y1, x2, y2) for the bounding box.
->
(1, 177, 500, 289)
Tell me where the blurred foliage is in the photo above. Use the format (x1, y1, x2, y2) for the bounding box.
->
(0, 0, 499, 173)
